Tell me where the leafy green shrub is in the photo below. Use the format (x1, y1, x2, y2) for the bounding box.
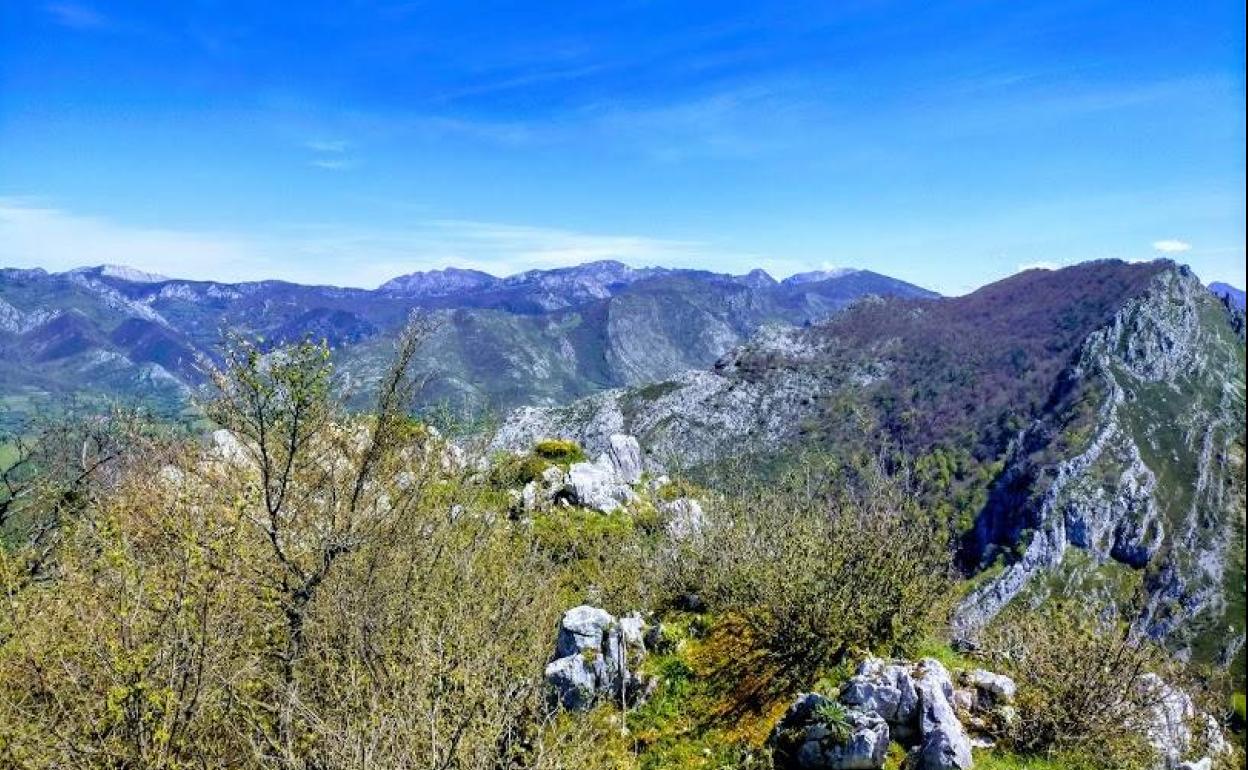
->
(533, 438, 586, 465)
(529, 507, 657, 612)
(532, 508, 635, 562)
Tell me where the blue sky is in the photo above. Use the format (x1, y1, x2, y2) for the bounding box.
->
(0, 1, 1243, 294)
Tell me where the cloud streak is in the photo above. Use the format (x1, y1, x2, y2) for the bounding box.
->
(304, 139, 351, 153)
(309, 158, 356, 171)
(44, 2, 108, 29)
(304, 138, 357, 170)
(1152, 239, 1192, 253)
(332, 78, 817, 160)
(0, 198, 250, 276)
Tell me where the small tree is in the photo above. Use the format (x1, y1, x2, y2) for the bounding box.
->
(0, 423, 263, 767)
(204, 315, 432, 763)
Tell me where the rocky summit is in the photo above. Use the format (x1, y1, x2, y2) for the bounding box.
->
(494, 260, 1247, 674)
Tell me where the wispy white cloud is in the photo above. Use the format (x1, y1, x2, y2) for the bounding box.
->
(331, 78, 815, 160)
(300, 139, 356, 172)
(0, 198, 252, 277)
(406, 116, 537, 146)
(44, 2, 108, 29)
(1152, 239, 1192, 253)
(309, 158, 356, 171)
(587, 90, 773, 161)
(420, 219, 710, 271)
(304, 139, 350, 153)
(0, 199, 748, 288)
(303, 138, 357, 170)
(430, 62, 612, 103)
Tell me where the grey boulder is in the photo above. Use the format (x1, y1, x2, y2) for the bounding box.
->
(661, 497, 706, 540)
(769, 694, 890, 770)
(911, 659, 974, 770)
(605, 434, 644, 484)
(544, 654, 601, 712)
(554, 605, 615, 658)
(962, 670, 1016, 706)
(840, 657, 919, 736)
(545, 605, 652, 711)
(1137, 673, 1230, 769)
(567, 459, 637, 512)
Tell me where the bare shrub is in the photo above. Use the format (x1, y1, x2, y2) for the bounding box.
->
(664, 453, 955, 707)
(981, 601, 1169, 769)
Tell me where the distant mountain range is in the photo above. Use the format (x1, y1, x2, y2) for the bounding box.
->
(0, 260, 935, 426)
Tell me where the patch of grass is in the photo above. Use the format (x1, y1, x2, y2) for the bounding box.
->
(487, 451, 552, 487)
(629, 654, 697, 744)
(626, 614, 791, 770)
(913, 636, 978, 672)
(972, 745, 1166, 770)
(631, 500, 664, 536)
(973, 750, 1079, 770)
(655, 477, 701, 503)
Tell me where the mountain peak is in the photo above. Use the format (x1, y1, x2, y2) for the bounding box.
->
(736, 268, 777, 288)
(68, 264, 171, 283)
(504, 260, 641, 284)
(378, 267, 499, 296)
(781, 268, 860, 286)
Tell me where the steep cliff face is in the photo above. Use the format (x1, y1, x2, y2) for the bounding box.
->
(956, 266, 1245, 671)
